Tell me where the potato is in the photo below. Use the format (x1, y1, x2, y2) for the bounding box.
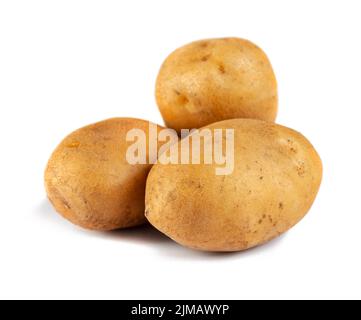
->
(45, 118, 168, 231)
(145, 119, 322, 252)
(156, 38, 278, 133)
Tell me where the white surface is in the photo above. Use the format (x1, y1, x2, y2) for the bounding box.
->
(0, 0, 360, 300)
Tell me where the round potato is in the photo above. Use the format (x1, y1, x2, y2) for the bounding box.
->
(45, 118, 167, 231)
(145, 119, 322, 252)
(156, 38, 278, 132)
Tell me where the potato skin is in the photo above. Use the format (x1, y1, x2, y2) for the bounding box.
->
(156, 38, 278, 132)
(145, 119, 322, 252)
(45, 118, 165, 231)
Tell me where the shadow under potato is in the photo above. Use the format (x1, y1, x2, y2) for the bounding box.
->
(105, 224, 171, 245)
(36, 198, 286, 259)
(104, 224, 287, 260)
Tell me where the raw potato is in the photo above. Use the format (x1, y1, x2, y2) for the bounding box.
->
(45, 118, 166, 231)
(145, 119, 322, 252)
(156, 38, 278, 132)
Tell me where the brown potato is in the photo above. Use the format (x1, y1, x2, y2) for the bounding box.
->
(145, 119, 322, 252)
(156, 38, 278, 133)
(45, 118, 168, 231)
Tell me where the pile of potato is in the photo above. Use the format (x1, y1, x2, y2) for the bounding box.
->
(45, 38, 322, 252)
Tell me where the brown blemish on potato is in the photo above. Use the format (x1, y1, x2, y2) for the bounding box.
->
(279, 202, 284, 210)
(62, 199, 71, 210)
(167, 191, 177, 202)
(287, 139, 297, 153)
(259, 176, 264, 180)
(258, 219, 263, 224)
(218, 64, 226, 74)
(296, 162, 306, 177)
(201, 54, 211, 62)
(175, 92, 189, 105)
(67, 141, 80, 148)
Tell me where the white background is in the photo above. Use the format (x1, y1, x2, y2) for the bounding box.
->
(0, 0, 360, 300)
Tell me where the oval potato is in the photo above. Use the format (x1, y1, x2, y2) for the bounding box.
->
(45, 118, 167, 231)
(156, 38, 278, 133)
(145, 119, 322, 252)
